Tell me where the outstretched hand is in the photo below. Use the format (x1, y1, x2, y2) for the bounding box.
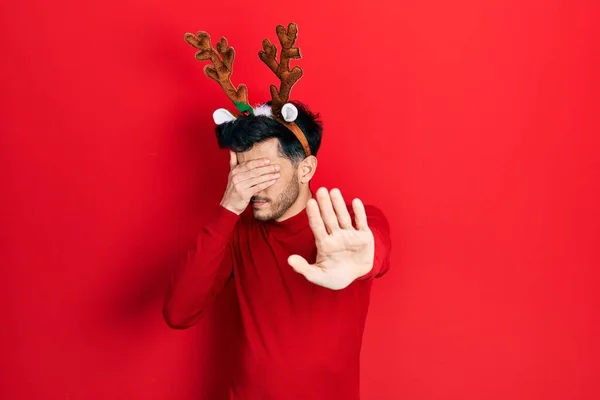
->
(287, 187, 375, 290)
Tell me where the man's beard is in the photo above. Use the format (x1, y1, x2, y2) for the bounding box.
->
(253, 173, 300, 222)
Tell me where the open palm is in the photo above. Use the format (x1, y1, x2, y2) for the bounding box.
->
(288, 188, 375, 290)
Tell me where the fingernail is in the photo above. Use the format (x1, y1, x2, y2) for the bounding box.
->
(274, 165, 280, 171)
(264, 159, 271, 165)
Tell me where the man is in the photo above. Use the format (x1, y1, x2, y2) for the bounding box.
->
(163, 24, 392, 400)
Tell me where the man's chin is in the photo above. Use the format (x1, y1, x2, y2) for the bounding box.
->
(253, 208, 272, 222)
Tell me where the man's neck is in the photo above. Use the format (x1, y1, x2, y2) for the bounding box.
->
(275, 186, 313, 222)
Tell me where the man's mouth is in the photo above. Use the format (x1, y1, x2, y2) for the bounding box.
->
(252, 199, 268, 207)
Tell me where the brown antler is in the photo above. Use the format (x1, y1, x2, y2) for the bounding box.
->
(259, 23, 303, 117)
(184, 31, 249, 111)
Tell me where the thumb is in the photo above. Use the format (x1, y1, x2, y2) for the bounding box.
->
(229, 150, 237, 170)
(288, 255, 323, 283)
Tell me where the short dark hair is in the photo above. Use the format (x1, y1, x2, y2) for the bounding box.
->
(215, 101, 323, 165)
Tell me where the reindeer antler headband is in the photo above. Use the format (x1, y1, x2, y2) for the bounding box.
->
(184, 23, 311, 157)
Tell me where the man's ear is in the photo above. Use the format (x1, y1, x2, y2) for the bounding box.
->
(298, 156, 318, 184)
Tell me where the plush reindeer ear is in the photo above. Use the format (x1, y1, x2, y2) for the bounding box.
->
(213, 108, 237, 125)
(281, 103, 298, 122)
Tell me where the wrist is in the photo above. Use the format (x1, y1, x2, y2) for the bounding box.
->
(356, 262, 373, 279)
(220, 200, 243, 215)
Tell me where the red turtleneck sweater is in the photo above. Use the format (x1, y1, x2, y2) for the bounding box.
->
(163, 201, 391, 400)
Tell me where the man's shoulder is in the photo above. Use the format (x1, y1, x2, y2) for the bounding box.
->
(347, 203, 389, 228)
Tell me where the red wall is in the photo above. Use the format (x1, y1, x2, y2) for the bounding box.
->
(2, 1, 599, 399)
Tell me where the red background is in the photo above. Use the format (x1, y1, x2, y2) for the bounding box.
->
(1, 1, 599, 399)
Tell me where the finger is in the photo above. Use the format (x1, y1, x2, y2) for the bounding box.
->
(236, 158, 271, 172)
(229, 150, 238, 170)
(288, 255, 324, 283)
(234, 164, 280, 184)
(241, 171, 281, 190)
(316, 187, 339, 233)
(249, 177, 278, 194)
(352, 198, 369, 231)
(330, 188, 353, 229)
(306, 198, 328, 241)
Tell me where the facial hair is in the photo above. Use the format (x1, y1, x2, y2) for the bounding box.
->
(253, 173, 300, 222)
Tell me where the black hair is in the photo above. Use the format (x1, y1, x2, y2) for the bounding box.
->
(215, 101, 323, 165)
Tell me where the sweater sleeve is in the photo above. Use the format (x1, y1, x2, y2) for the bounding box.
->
(357, 205, 392, 281)
(162, 205, 240, 329)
